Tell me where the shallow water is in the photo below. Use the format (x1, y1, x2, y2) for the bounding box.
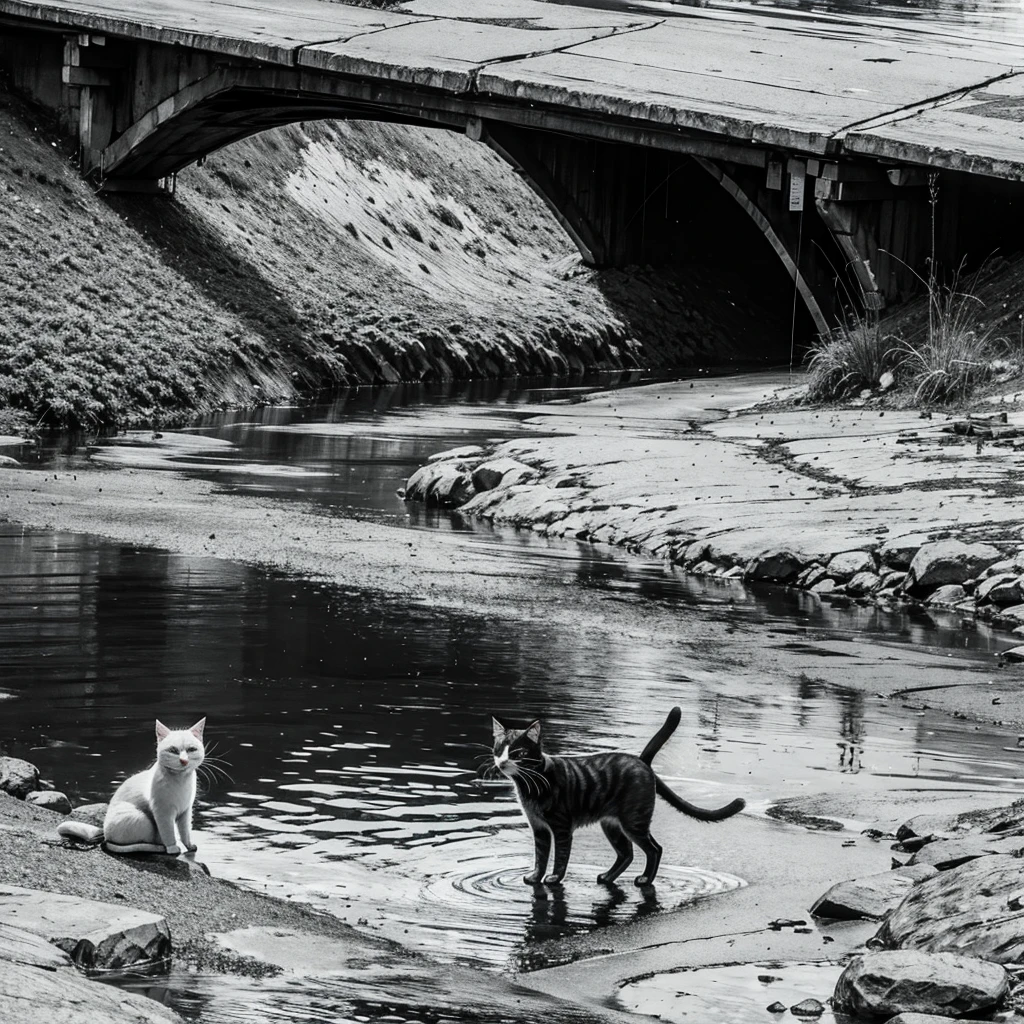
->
(4, 377, 1024, 996)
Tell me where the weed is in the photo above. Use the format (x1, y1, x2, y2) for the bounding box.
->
(806, 315, 900, 400)
(898, 272, 1008, 404)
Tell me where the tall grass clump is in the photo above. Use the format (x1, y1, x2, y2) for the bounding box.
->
(897, 270, 1008, 404)
(806, 316, 901, 400)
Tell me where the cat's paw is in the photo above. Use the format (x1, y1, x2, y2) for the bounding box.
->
(633, 874, 654, 887)
(542, 873, 564, 886)
(164, 844, 181, 856)
(523, 872, 542, 885)
(185, 843, 198, 853)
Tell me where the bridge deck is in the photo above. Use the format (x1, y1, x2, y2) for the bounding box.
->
(2, 0, 1024, 178)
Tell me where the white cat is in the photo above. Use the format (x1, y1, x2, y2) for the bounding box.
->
(58, 718, 206, 855)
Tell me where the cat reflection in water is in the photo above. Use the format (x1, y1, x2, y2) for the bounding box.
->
(58, 718, 208, 855)
(490, 707, 745, 887)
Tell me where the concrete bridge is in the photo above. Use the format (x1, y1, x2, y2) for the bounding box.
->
(3, 0, 1024, 336)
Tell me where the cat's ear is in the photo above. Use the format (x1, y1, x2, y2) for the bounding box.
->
(491, 716, 506, 740)
(524, 720, 541, 744)
(155, 720, 170, 741)
(189, 718, 206, 741)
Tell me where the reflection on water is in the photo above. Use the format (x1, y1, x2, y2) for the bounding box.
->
(6, 376, 1024, 978)
(3, 523, 1024, 972)
(618, 961, 848, 1024)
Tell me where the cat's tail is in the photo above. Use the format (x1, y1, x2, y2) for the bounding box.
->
(56, 821, 104, 845)
(639, 706, 682, 764)
(655, 778, 746, 821)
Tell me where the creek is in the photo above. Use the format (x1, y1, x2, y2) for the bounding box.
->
(2, 375, 1024, 1022)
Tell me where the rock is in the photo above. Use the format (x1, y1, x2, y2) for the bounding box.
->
(404, 462, 474, 507)
(766, 1002, 787, 1014)
(471, 457, 536, 492)
(0, 921, 71, 970)
(0, 757, 38, 799)
(877, 855, 1024, 962)
(810, 578, 837, 594)
(0, 884, 171, 969)
(898, 805, 1024, 842)
(997, 603, 1024, 625)
(745, 548, 809, 583)
(1000, 646, 1024, 662)
(683, 539, 712, 564)
(881, 534, 929, 571)
(692, 560, 718, 575)
(826, 550, 876, 582)
(908, 835, 1024, 870)
(924, 584, 966, 607)
(25, 791, 71, 815)
(0, 959, 184, 1023)
(811, 866, 936, 922)
(67, 802, 107, 827)
(431, 463, 475, 506)
(905, 540, 1001, 595)
(880, 569, 907, 589)
(976, 574, 1024, 606)
(847, 571, 881, 597)
(790, 998, 826, 1017)
(796, 564, 827, 588)
(426, 444, 484, 463)
(832, 950, 1008, 1018)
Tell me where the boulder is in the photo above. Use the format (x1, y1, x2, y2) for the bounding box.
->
(0, 959, 184, 1023)
(403, 462, 474, 507)
(924, 585, 966, 607)
(25, 791, 71, 815)
(905, 540, 1001, 595)
(832, 950, 1008, 1018)
(745, 549, 809, 584)
(811, 578, 837, 594)
(811, 866, 937, 922)
(0, 757, 38, 799)
(847, 571, 881, 597)
(909, 835, 1024, 870)
(877, 855, 1024, 962)
(0, 885, 171, 969)
(796, 565, 827, 588)
(880, 534, 929, 570)
(471, 457, 536, 492)
(898, 805, 1024, 842)
(826, 550, 876, 582)
(1001, 645, 1024, 662)
(430, 463, 475, 506)
(976, 574, 1024, 606)
(67, 802, 107, 828)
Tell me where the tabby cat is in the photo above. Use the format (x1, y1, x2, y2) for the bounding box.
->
(491, 707, 744, 886)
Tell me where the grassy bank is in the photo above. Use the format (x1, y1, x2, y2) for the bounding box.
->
(0, 81, 790, 434)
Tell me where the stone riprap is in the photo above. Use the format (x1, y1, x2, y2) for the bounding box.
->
(404, 376, 1024, 636)
(833, 950, 1009, 1018)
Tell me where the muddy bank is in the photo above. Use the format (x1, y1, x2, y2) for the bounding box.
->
(0, 793, 622, 1024)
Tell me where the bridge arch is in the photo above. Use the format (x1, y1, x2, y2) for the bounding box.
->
(95, 64, 833, 346)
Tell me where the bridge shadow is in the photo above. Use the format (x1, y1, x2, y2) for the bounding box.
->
(106, 194, 315, 371)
